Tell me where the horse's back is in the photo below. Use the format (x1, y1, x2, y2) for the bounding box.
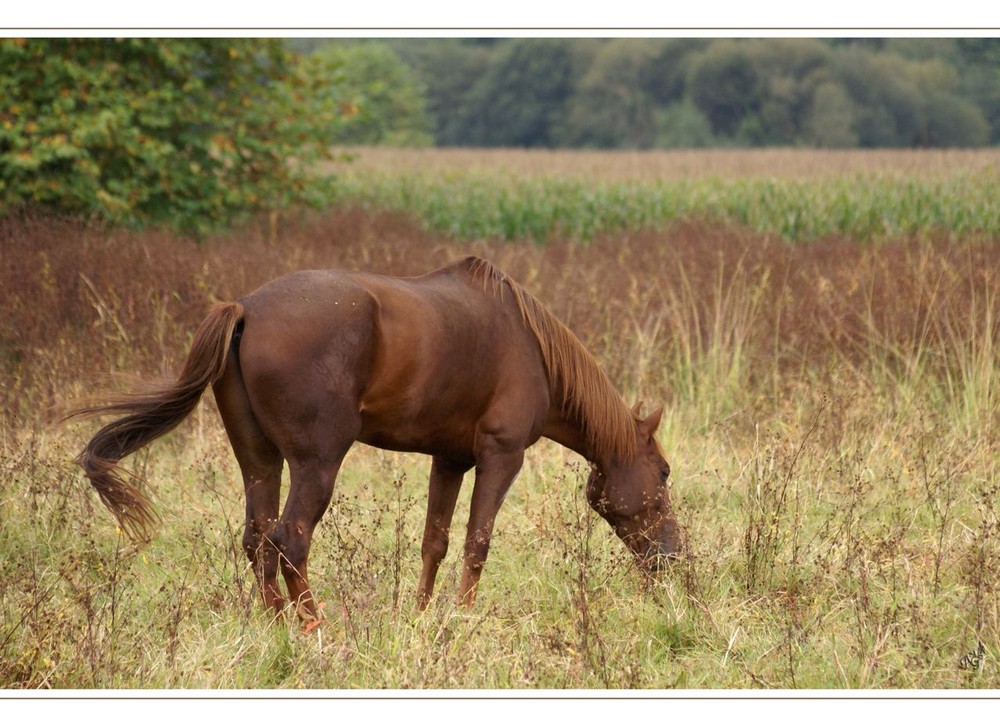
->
(232, 261, 549, 460)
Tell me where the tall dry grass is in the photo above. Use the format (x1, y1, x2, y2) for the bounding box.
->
(1, 203, 998, 688)
(6, 211, 997, 425)
(336, 147, 1000, 181)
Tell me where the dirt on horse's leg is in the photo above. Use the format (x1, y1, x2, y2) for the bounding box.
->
(247, 497, 284, 614)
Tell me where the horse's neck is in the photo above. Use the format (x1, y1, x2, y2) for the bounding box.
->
(542, 408, 607, 469)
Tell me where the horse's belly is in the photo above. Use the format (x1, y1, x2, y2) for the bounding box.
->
(358, 411, 477, 462)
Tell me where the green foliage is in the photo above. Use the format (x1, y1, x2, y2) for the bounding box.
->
(377, 37, 1000, 149)
(654, 102, 718, 148)
(0, 38, 349, 234)
(460, 38, 578, 147)
(687, 40, 764, 138)
(309, 42, 432, 147)
(738, 39, 833, 145)
(805, 82, 859, 148)
(332, 164, 1000, 244)
(835, 45, 990, 148)
(391, 39, 494, 146)
(557, 39, 663, 148)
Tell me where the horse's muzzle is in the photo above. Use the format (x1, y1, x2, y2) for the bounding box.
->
(641, 520, 683, 571)
(641, 545, 681, 572)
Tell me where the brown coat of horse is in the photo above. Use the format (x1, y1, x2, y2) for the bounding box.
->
(76, 257, 681, 617)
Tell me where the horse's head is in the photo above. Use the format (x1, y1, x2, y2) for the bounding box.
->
(586, 403, 682, 570)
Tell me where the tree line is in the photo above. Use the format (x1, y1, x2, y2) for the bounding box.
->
(300, 37, 1000, 150)
(4, 38, 998, 234)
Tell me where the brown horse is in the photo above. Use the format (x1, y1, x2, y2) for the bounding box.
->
(76, 257, 681, 618)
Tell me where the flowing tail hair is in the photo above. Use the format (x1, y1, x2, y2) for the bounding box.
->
(72, 302, 245, 541)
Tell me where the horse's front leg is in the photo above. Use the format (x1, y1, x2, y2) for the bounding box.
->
(416, 457, 469, 610)
(458, 445, 525, 608)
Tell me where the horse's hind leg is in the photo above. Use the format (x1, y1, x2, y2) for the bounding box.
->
(214, 358, 285, 613)
(274, 454, 347, 620)
(239, 446, 284, 613)
(270, 401, 360, 621)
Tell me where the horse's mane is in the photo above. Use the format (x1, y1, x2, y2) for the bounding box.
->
(461, 257, 636, 462)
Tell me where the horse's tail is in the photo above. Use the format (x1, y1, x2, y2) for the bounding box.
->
(73, 301, 245, 541)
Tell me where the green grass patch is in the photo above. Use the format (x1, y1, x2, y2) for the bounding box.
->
(329, 168, 1000, 243)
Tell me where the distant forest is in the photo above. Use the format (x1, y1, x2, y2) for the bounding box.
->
(292, 37, 1000, 149)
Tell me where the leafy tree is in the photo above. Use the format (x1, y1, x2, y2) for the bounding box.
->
(833, 45, 989, 147)
(387, 39, 492, 146)
(459, 38, 577, 147)
(884, 38, 962, 64)
(745, 39, 833, 145)
(642, 38, 709, 106)
(956, 39, 1000, 144)
(838, 48, 930, 146)
(805, 81, 859, 147)
(310, 42, 432, 146)
(557, 39, 663, 148)
(0, 38, 349, 234)
(362, 38, 1000, 150)
(920, 89, 990, 147)
(385, 38, 998, 149)
(654, 101, 717, 148)
(686, 41, 763, 138)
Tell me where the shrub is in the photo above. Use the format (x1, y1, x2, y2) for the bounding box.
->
(0, 38, 350, 235)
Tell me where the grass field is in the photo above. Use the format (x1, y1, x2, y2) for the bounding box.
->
(329, 147, 1000, 243)
(1, 149, 998, 689)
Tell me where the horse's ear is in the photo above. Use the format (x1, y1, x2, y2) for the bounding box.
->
(630, 400, 645, 418)
(639, 406, 664, 439)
